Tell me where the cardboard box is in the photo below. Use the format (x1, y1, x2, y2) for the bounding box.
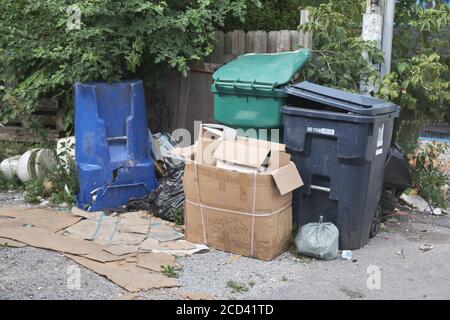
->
(174, 125, 303, 261)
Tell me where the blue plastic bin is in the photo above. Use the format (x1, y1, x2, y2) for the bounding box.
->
(75, 80, 158, 211)
(282, 82, 399, 250)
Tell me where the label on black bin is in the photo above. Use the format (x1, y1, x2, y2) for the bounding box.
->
(307, 127, 335, 136)
(375, 124, 385, 156)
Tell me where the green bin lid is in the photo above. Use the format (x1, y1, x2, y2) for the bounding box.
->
(212, 49, 310, 92)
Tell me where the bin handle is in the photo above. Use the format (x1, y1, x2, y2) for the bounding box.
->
(310, 185, 330, 193)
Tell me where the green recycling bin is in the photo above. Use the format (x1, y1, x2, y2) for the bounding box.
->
(211, 49, 309, 139)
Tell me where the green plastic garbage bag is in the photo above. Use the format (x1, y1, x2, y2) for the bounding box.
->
(295, 216, 339, 260)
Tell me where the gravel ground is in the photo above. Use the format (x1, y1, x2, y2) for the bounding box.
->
(0, 247, 124, 300)
(1, 193, 450, 300)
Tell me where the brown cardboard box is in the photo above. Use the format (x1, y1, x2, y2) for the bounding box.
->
(173, 125, 303, 261)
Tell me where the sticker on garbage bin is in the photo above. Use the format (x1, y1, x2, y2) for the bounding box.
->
(307, 127, 335, 136)
(376, 124, 384, 148)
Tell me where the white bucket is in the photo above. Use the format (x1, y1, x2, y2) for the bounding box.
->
(0, 155, 21, 179)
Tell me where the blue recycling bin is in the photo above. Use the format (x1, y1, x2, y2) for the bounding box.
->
(75, 80, 158, 211)
(282, 82, 399, 250)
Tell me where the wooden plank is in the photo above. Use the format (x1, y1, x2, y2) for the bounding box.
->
(276, 30, 291, 52)
(267, 31, 278, 53)
(253, 31, 268, 53)
(176, 73, 190, 130)
(37, 98, 59, 112)
(224, 31, 233, 63)
(189, 63, 222, 74)
(0, 126, 58, 143)
(209, 31, 224, 64)
(300, 10, 312, 49)
(245, 31, 255, 53)
(231, 30, 246, 58)
(290, 31, 300, 50)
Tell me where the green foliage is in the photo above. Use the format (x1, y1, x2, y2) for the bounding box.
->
(0, 141, 42, 162)
(0, 0, 256, 135)
(0, 171, 23, 193)
(297, 1, 449, 124)
(298, 1, 384, 92)
(224, 0, 322, 31)
(379, 2, 450, 123)
(161, 265, 182, 278)
(23, 159, 78, 206)
(408, 143, 449, 208)
(226, 280, 249, 293)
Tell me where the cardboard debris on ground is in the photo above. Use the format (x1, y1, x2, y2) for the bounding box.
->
(103, 244, 141, 256)
(0, 224, 125, 263)
(0, 206, 32, 218)
(0, 225, 97, 255)
(183, 292, 215, 300)
(148, 218, 184, 242)
(63, 216, 147, 246)
(136, 252, 181, 272)
(0, 236, 27, 248)
(0, 207, 81, 233)
(117, 215, 150, 234)
(71, 206, 103, 220)
(140, 238, 209, 256)
(114, 292, 141, 300)
(66, 254, 179, 292)
(0, 205, 214, 293)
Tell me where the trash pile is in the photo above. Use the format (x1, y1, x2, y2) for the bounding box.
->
(0, 206, 207, 292)
(5, 50, 446, 267)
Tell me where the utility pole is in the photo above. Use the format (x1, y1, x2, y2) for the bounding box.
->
(360, 0, 396, 95)
(381, 0, 396, 78)
(360, 0, 384, 95)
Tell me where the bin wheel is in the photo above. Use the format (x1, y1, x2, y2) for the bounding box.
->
(370, 205, 382, 239)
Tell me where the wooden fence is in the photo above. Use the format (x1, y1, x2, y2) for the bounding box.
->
(157, 24, 311, 135)
(0, 98, 65, 142)
(205, 28, 311, 64)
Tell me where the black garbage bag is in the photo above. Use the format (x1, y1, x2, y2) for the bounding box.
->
(383, 143, 412, 190)
(127, 158, 185, 223)
(380, 143, 413, 214)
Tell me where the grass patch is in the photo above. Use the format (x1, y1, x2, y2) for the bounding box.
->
(0, 171, 23, 193)
(226, 280, 249, 294)
(161, 265, 182, 278)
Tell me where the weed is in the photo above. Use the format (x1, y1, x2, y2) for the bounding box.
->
(248, 280, 255, 287)
(168, 207, 184, 226)
(281, 276, 288, 282)
(0, 171, 23, 192)
(161, 265, 181, 278)
(226, 280, 249, 294)
(288, 244, 314, 262)
(0, 141, 42, 162)
(408, 143, 449, 208)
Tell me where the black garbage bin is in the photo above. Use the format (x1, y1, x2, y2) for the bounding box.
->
(281, 82, 400, 250)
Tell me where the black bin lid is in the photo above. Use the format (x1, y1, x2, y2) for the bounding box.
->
(284, 82, 399, 116)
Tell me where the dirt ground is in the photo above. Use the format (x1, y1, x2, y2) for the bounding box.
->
(1, 191, 449, 300)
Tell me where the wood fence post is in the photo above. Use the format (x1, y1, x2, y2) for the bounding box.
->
(300, 10, 312, 49)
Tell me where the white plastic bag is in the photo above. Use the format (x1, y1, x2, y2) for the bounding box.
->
(295, 216, 339, 260)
